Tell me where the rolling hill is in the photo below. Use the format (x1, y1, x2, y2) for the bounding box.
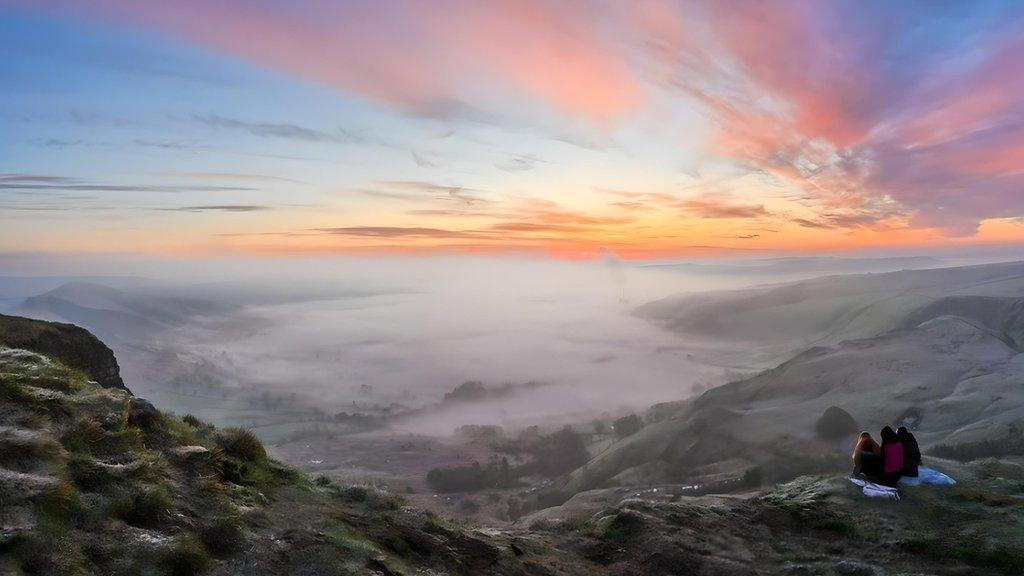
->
(560, 261, 1024, 495)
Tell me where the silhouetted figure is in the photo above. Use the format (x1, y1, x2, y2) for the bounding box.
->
(897, 426, 921, 478)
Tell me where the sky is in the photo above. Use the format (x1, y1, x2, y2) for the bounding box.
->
(2, 0, 1024, 260)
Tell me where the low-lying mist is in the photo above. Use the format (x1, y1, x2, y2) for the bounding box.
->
(0, 253, 967, 439)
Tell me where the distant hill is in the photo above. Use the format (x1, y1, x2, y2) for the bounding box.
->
(638, 259, 1024, 365)
(557, 261, 1024, 495)
(18, 282, 237, 343)
(641, 255, 943, 277)
(0, 275, 149, 300)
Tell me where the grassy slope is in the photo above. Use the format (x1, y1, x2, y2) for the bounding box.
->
(0, 346, 543, 576)
(528, 468, 1024, 576)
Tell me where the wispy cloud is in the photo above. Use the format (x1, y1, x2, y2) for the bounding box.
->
(0, 174, 256, 194)
(0, 174, 77, 183)
(313, 226, 486, 239)
(192, 114, 366, 143)
(411, 151, 437, 168)
(145, 172, 303, 184)
(133, 139, 210, 151)
(355, 180, 492, 207)
(0, 183, 253, 193)
(495, 154, 542, 173)
(159, 205, 271, 212)
(680, 196, 768, 219)
(790, 212, 892, 230)
(489, 222, 584, 233)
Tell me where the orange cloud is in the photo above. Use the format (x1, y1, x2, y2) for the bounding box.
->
(680, 196, 769, 219)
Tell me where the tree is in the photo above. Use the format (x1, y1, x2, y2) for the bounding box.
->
(531, 426, 588, 476)
(613, 414, 643, 439)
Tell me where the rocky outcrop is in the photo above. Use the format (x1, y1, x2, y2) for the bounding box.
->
(816, 406, 859, 438)
(0, 313, 128, 392)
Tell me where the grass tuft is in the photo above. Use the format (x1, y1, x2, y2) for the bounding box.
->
(37, 481, 85, 528)
(60, 417, 106, 454)
(111, 487, 173, 528)
(215, 428, 266, 462)
(812, 516, 862, 537)
(199, 514, 246, 556)
(160, 535, 212, 576)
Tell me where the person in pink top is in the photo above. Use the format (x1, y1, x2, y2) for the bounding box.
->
(878, 426, 905, 487)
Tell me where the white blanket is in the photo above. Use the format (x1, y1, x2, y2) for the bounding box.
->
(849, 467, 956, 500)
(898, 467, 956, 487)
(849, 477, 901, 500)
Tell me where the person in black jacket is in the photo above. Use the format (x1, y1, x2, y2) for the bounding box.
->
(897, 426, 921, 477)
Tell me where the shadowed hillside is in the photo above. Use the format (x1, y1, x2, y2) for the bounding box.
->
(638, 260, 1024, 366)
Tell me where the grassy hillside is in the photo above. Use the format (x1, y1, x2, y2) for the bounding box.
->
(525, 469, 1024, 575)
(0, 345, 539, 576)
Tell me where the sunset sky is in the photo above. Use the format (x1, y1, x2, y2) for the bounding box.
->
(2, 0, 1024, 260)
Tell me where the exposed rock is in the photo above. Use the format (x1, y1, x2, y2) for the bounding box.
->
(0, 313, 128, 392)
(127, 397, 161, 429)
(817, 406, 859, 439)
(169, 445, 210, 466)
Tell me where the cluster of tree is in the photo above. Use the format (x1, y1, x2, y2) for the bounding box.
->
(612, 414, 643, 438)
(519, 426, 589, 477)
(454, 424, 504, 440)
(443, 380, 489, 402)
(443, 380, 548, 404)
(427, 426, 590, 493)
(332, 411, 383, 429)
(589, 413, 645, 439)
(426, 457, 518, 493)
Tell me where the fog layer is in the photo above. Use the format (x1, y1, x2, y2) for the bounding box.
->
(0, 254, 962, 437)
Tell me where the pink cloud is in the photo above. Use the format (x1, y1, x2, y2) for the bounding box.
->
(630, 0, 1024, 235)
(680, 195, 769, 219)
(19, 0, 641, 121)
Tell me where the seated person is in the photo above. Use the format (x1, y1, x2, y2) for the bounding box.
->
(897, 426, 921, 477)
(878, 425, 905, 487)
(852, 431, 882, 478)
